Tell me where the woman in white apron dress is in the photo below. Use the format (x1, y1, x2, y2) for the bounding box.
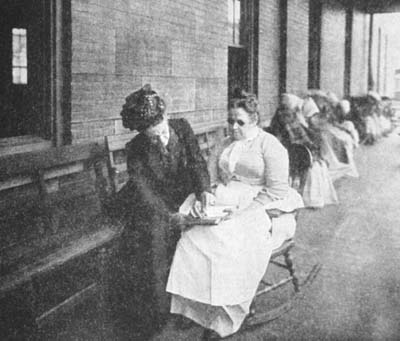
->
(166, 93, 303, 338)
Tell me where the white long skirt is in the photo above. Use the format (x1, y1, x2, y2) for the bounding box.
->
(302, 160, 339, 208)
(166, 181, 298, 337)
(320, 128, 359, 181)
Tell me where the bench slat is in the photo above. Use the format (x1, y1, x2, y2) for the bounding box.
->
(0, 223, 121, 296)
(106, 133, 138, 152)
(0, 162, 85, 192)
(0, 143, 104, 180)
(36, 282, 99, 328)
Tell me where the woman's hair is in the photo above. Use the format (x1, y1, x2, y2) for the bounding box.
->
(120, 84, 166, 132)
(229, 88, 260, 124)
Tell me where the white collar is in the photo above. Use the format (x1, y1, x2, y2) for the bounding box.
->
(243, 126, 260, 141)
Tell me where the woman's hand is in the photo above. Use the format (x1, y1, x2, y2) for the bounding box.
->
(189, 200, 204, 219)
(218, 170, 231, 186)
(188, 192, 216, 219)
(200, 191, 216, 210)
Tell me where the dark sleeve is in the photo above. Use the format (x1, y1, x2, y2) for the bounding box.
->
(298, 126, 317, 151)
(177, 119, 211, 198)
(125, 140, 172, 218)
(304, 127, 322, 158)
(269, 113, 288, 147)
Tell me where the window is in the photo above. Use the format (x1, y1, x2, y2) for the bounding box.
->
(0, 0, 71, 152)
(12, 28, 28, 84)
(227, 0, 259, 100)
(228, 0, 242, 46)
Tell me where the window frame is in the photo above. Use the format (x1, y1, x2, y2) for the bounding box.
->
(50, 0, 72, 147)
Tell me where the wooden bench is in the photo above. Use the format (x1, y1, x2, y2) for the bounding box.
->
(0, 143, 122, 339)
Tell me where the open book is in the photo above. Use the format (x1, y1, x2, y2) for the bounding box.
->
(185, 205, 235, 225)
(179, 194, 235, 226)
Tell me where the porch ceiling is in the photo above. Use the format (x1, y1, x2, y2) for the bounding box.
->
(354, 0, 400, 13)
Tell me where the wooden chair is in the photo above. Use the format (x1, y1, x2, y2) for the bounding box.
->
(246, 143, 314, 326)
(247, 242, 299, 326)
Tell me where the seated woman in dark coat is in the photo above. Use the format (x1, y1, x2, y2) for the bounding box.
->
(114, 84, 212, 337)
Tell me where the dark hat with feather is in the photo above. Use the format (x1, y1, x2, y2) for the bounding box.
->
(120, 84, 166, 132)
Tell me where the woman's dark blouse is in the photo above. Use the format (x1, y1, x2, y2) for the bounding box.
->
(124, 118, 210, 218)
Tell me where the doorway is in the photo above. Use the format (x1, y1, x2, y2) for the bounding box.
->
(0, 0, 50, 139)
(227, 0, 258, 104)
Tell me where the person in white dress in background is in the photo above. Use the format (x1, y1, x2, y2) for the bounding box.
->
(268, 93, 338, 209)
(310, 92, 359, 181)
(166, 91, 303, 339)
(334, 99, 360, 148)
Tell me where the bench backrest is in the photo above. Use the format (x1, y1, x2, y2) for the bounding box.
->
(0, 143, 107, 273)
(105, 125, 226, 195)
(105, 132, 138, 194)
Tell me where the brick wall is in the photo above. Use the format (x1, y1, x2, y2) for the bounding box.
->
(70, 0, 229, 143)
(70, 0, 363, 138)
(258, 0, 281, 125)
(350, 9, 370, 96)
(320, 0, 346, 98)
(286, 0, 309, 96)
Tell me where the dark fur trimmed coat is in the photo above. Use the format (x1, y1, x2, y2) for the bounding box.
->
(113, 118, 210, 335)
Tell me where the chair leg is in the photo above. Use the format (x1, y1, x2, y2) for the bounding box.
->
(284, 251, 300, 292)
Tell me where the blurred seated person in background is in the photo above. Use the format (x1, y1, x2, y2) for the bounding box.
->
(362, 91, 387, 143)
(349, 95, 375, 144)
(309, 90, 359, 181)
(269, 93, 338, 208)
(380, 96, 394, 136)
(363, 91, 394, 142)
(115, 84, 213, 337)
(333, 99, 359, 148)
(368, 91, 384, 139)
(269, 94, 315, 150)
(166, 91, 303, 339)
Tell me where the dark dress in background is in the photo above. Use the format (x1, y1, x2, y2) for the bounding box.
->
(112, 118, 210, 335)
(268, 109, 322, 160)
